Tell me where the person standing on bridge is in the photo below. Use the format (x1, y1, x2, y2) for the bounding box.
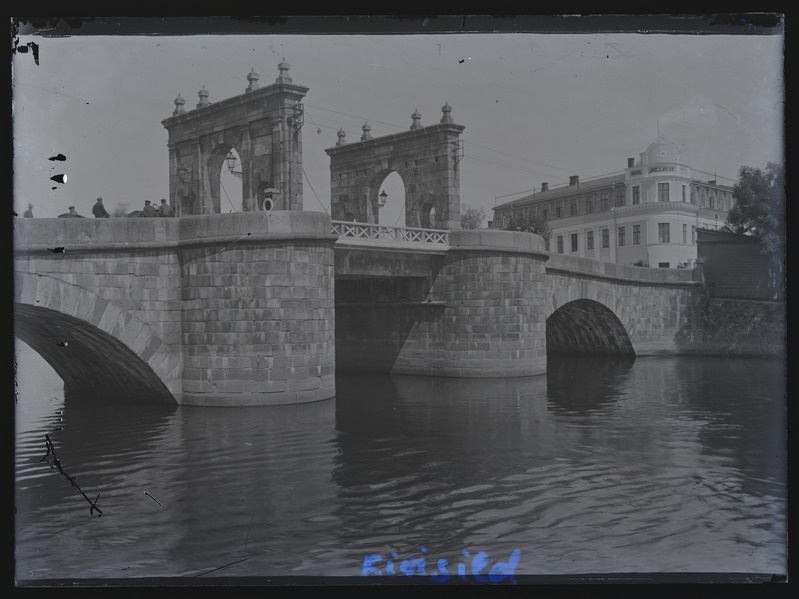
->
(140, 200, 159, 217)
(92, 197, 111, 218)
(157, 198, 174, 217)
(23, 204, 34, 218)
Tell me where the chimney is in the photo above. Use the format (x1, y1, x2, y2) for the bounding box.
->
(541, 182, 549, 192)
(627, 157, 635, 168)
(569, 175, 579, 186)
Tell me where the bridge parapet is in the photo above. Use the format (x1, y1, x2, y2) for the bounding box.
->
(13, 211, 333, 253)
(448, 229, 547, 255)
(331, 220, 448, 245)
(13, 216, 179, 252)
(544, 252, 701, 285)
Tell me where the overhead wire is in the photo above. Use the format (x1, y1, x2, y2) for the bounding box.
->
(303, 168, 328, 214)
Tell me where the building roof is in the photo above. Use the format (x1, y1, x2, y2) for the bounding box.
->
(497, 173, 625, 211)
(493, 136, 734, 214)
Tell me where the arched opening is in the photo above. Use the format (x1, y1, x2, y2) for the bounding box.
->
(219, 147, 243, 212)
(546, 299, 634, 356)
(420, 203, 438, 229)
(15, 339, 65, 424)
(14, 303, 176, 406)
(377, 171, 406, 227)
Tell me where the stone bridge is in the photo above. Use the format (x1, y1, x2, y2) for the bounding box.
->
(13, 212, 707, 407)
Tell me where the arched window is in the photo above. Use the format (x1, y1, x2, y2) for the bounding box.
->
(421, 203, 437, 228)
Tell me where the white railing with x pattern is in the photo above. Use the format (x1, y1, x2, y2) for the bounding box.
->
(331, 220, 449, 245)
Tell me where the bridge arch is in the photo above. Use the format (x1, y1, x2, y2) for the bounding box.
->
(14, 273, 179, 405)
(546, 299, 634, 356)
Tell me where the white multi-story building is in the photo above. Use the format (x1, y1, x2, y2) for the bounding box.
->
(490, 137, 734, 268)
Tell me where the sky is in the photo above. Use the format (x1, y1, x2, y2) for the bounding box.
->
(11, 17, 785, 226)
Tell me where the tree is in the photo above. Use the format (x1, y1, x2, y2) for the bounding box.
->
(502, 214, 551, 242)
(727, 162, 785, 298)
(112, 204, 129, 218)
(460, 205, 486, 230)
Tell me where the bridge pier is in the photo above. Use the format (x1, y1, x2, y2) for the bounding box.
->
(435, 230, 550, 377)
(335, 229, 550, 378)
(180, 212, 337, 406)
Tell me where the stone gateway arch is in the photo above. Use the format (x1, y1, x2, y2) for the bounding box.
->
(325, 104, 465, 230)
(161, 60, 307, 216)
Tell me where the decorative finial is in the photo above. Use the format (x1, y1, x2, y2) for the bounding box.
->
(173, 93, 186, 116)
(197, 86, 210, 108)
(277, 58, 292, 84)
(361, 122, 372, 141)
(336, 128, 347, 146)
(410, 108, 422, 130)
(440, 101, 453, 124)
(246, 68, 260, 92)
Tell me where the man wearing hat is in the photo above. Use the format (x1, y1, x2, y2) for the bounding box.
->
(157, 198, 174, 217)
(140, 200, 159, 217)
(92, 197, 111, 218)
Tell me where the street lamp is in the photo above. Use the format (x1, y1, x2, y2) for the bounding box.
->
(226, 151, 243, 179)
(378, 190, 388, 208)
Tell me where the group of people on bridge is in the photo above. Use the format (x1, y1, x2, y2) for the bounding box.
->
(27, 197, 175, 219)
(123, 198, 174, 218)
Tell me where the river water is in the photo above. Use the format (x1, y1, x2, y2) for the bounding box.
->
(14, 346, 787, 584)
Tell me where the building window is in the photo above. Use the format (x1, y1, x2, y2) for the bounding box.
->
(618, 226, 626, 247)
(616, 188, 625, 207)
(682, 185, 687, 202)
(586, 196, 594, 214)
(692, 225, 696, 244)
(690, 188, 696, 204)
(709, 194, 715, 209)
(632, 186, 640, 205)
(658, 223, 670, 243)
(658, 262, 670, 268)
(600, 193, 608, 212)
(586, 230, 594, 250)
(570, 201, 577, 216)
(601, 228, 609, 249)
(658, 182, 669, 202)
(556, 204, 562, 218)
(542, 208, 549, 220)
(545, 237, 550, 251)
(682, 223, 687, 244)
(633, 224, 641, 245)
(571, 233, 578, 252)
(557, 235, 564, 254)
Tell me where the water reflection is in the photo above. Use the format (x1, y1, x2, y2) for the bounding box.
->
(545, 355, 636, 414)
(15, 356, 787, 581)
